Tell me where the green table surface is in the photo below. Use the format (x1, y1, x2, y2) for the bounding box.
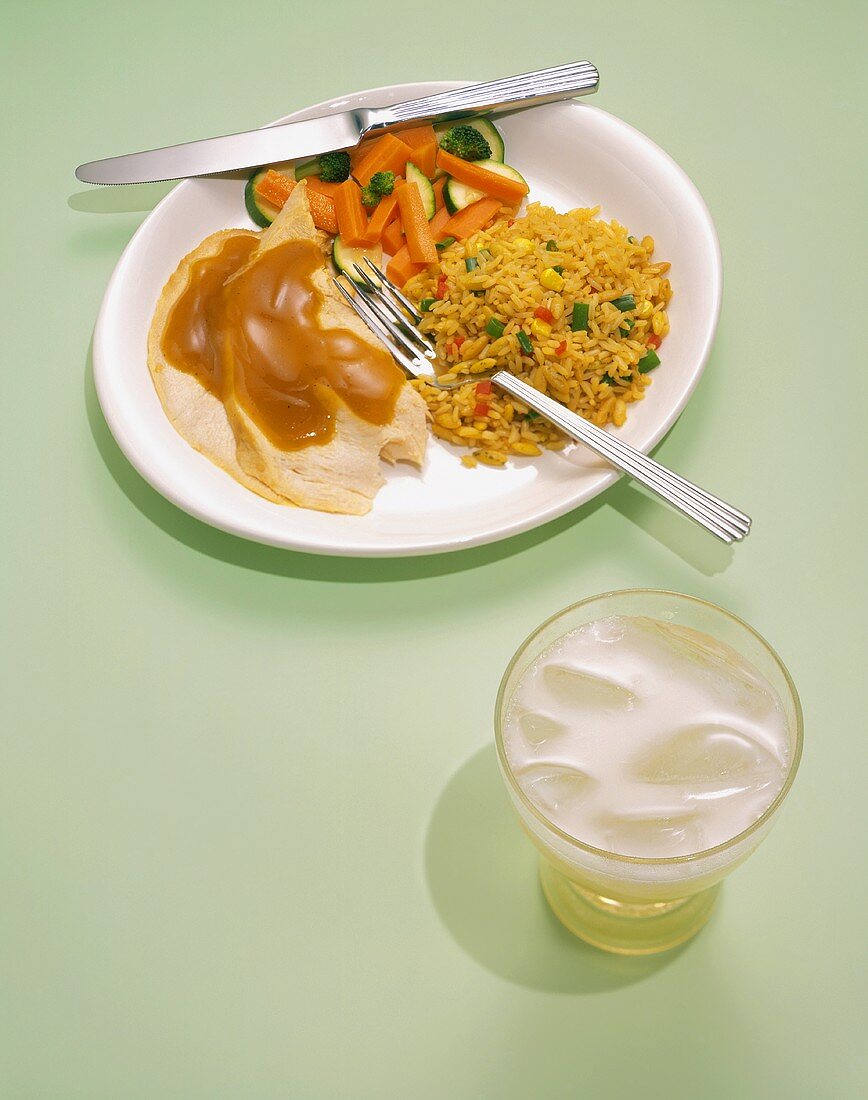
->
(2, 1, 866, 1096)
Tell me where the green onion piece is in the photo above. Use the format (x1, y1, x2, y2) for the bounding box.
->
(465, 257, 479, 272)
(601, 373, 616, 385)
(524, 410, 540, 421)
(571, 302, 590, 332)
(478, 248, 494, 262)
(619, 320, 635, 337)
(638, 349, 661, 373)
(419, 298, 436, 312)
(553, 265, 564, 275)
(435, 236, 456, 251)
(517, 330, 533, 355)
(611, 294, 636, 312)
(546, 239, 559, 252)
(486, 317, 505, 339)
(627, 235, 637, 244)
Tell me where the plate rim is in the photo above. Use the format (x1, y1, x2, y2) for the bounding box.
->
(93, 80, 722, 557)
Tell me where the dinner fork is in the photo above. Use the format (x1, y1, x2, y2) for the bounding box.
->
(333, 261, 751, 543)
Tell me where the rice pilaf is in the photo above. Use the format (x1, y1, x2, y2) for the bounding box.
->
(404, 202, 672, 467)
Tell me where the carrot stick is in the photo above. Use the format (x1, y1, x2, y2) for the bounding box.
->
(353, 134, 413, 186)
(359, 191, 400, 246)
(380, 213, 404, 256)
(386, 245, 426, 287)
(432, 176, 447, 212)
(333, 179, 369, 245)
(305, 177, 341, 198)
(255, 169, 295, 207)
(428, 207, 452, 241)
(350, 138, 371, 172)
(384, 207, 451, 281)
(441, 197, 502, 240)
(255, 172, 338, 234)
(307, 189, 338, 234)
(411, 139, 438, 179)
(395, 124, 437, 149)
(436, 149, 528, 204)
(396, 182, 437, 263)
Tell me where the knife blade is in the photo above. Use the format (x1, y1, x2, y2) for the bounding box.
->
(75, 62, 599, 185)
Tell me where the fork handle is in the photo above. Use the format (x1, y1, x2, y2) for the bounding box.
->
(365, 63, 599, 133)
(491, 371, 750, 543)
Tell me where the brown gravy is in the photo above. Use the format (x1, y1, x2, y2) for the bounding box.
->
(162, 233, 404, 450)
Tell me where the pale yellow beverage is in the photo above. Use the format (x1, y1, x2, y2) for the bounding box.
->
(496, 591, 802, 955)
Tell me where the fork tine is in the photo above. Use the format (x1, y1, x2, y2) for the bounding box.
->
(345, 278, 437, 365)
(332, 278, 427, 378)
(332, 275, 429, 378)
(352, 265, 436, 358)
(362, 258, 422, 323)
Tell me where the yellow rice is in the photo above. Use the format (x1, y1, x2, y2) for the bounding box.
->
(404, 202, 672, 467)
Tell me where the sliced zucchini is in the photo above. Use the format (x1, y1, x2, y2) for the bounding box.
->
(443, 160, 528, 214)
(245, 169, 280, 228)
(434, 117, 505, 162)
(332, 236, 383, 284)
(405, 162, 436, 219)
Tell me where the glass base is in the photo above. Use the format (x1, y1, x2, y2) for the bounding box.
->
(540, 859, 720, 955)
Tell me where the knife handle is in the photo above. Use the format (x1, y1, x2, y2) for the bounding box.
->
(364, 62, 599, 134)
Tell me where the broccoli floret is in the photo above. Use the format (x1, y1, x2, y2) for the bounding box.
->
(360, 170, 396, 207)
(318, 151, 351, 182)
(370, 170, 395, 195)
(438, 125, 492, 161)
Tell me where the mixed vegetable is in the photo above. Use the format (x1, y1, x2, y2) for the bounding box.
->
(244, 121, 664, 379)
(244, 119, 528, 287)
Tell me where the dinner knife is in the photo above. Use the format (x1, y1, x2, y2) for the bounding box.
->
(75, 62, 599, 185)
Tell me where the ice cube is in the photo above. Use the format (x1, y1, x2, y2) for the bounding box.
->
(542, 662, 636, 711)
(595, 807, 705, 858)
(653, 622, 781, 726)
(515, 709, 569, 748)
(630, 723, 781, 788)
(515, 763, 594, 816)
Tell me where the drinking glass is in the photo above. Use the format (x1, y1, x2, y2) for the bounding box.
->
(495, 590, 803, 955)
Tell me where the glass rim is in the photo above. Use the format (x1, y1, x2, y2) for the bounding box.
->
(494, 588, 804, 867)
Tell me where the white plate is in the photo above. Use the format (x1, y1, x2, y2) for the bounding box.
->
(94, 81, 721, 557)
